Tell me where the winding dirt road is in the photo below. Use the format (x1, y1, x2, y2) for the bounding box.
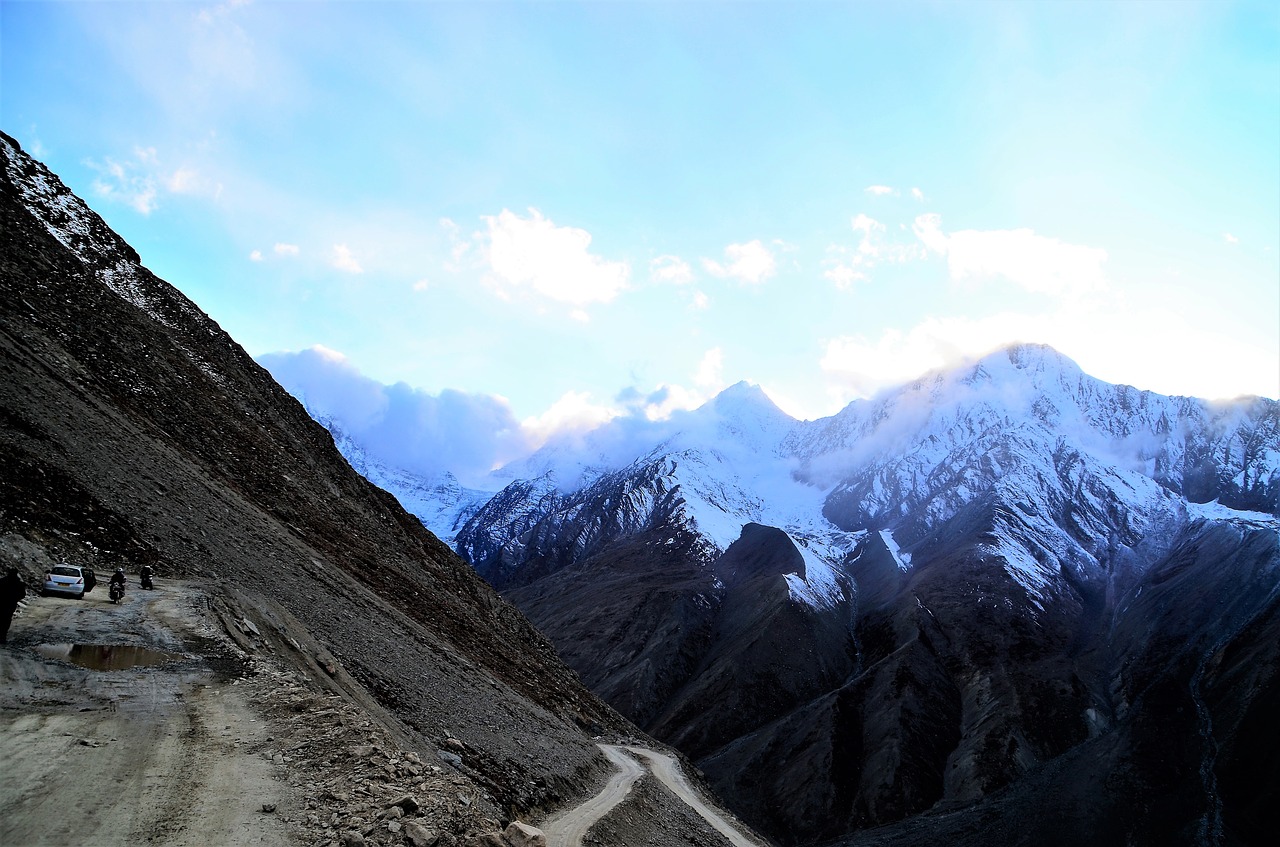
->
(541, 744, 647, 845)
(626, 746, 764, 847)
(541, 742, 765, 847)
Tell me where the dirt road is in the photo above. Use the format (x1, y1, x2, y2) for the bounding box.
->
(626, 747, 764, 847)
(2, 580, 768, 847)
(540, 744, 646, 845)
(0, 581, 293, 847)
(541, 743, 765, 847)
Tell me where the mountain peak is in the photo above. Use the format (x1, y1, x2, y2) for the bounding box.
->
(711, 380, 778, 409)
(963, 343, 1084, 384)
(701, 382, 797, 450)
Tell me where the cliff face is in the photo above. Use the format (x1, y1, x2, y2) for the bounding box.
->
(0, 131, 628, 821)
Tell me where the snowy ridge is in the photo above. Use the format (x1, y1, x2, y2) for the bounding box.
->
(2, 135, 162, 324)
(2, 135, 229, 384)
(313, 410, 490, 542)
(289, 343, 1277, 612)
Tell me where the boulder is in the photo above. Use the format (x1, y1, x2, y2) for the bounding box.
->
(503, 822, 547, 847)
(401, 821, 439, 847)
(387, 793, 420, 813)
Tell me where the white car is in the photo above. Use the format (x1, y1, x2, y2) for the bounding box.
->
(42, 564, 92, 599)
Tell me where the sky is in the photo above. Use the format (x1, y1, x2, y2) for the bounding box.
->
(4, 0, 1279, 483)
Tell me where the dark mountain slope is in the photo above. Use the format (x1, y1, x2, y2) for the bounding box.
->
(0, 132, 632, 824)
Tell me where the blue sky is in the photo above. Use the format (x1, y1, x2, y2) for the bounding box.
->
(4, 1, 1278, 478)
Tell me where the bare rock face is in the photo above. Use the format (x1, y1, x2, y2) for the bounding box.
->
(0, 132, 630, 834)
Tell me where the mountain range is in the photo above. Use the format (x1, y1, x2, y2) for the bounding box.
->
(282, 338, 1280, 845)
(9, 119, 1276, 847)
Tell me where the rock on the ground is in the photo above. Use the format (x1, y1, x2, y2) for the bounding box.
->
(402, 820, 439, 847)
(504, 821, 547, 847)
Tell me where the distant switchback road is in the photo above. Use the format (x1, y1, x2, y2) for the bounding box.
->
(541, 742, 764, 847)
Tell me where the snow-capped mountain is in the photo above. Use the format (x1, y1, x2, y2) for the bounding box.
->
(307, 410, 490, 542)
(356, 343, 1276, 846)
(458, 345, 1275, 609)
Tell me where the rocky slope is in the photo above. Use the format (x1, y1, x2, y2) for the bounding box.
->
(0, 131, 768, 846)
(344, 343, 1280, 846)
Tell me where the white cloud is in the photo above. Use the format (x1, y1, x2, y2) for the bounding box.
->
(695, 347, 725, 389)
(258, 345, 535, 486)
(823, 263, 868, 290)
(87, 145, 223, 214)
(913, 214, 1107, 295)
(521, 390, 620, 446)
(329, 243, 364, 274)
(852, 214, 885, 254)
(274, 242, 300, 257)
(820, 314, 1047, 400)
(911, 187, 925, 201)
(1224, 232, 1240, 245)
(440, 217, 476, 271)
(702, 239, 777, 285)
(823, 212, 918, 287)
(249, 249, 263, 262)
(166, 166, 199, 194)
(689, 290, 710, 310)
(651, 254, 694, 285)
(90, 154, 158, 214)
(818, 288, 1278, 406)
(625, 383, 709, 421)
(864, 185, 896, 196)
(412, 278, 430, 292)
(481, 207, 630, 306)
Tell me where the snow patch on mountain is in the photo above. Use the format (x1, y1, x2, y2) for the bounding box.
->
(1184, 499, 1280, 525)
(784, 544, 849, 610)
(879, 530, 912, 571)
(0, 135, 174, 327)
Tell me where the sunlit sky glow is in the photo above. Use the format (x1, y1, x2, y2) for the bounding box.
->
(5, 1, 1278, 459)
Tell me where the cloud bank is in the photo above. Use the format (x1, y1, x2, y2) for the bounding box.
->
(259, 346, 534, 487)
(258, 345, 733, 489)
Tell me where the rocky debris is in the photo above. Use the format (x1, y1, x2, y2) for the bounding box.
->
(239, 656, 515, 847)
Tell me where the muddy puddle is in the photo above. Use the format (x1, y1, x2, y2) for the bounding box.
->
(32, 643, 183, 671)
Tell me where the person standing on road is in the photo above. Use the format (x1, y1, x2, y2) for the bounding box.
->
(1, 567, 27, 644)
